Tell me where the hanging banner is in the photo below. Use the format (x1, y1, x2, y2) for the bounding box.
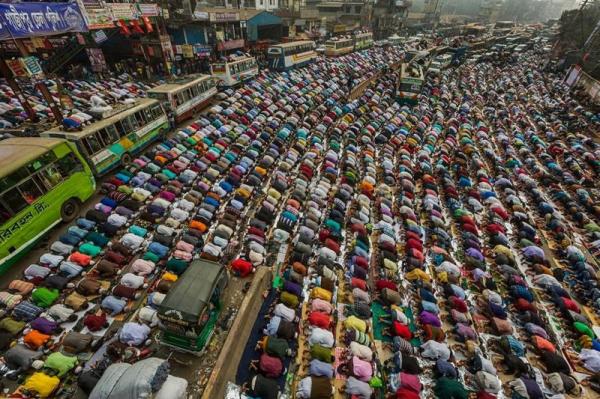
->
(210, 12, 240, 22)
(22, 56, 43, 77)
(85, 7, 114, 29)
(93, 29, 108, 44)
(106, 3, 139, 20)
(0, 3, 87, 40)
(159, 34, 174, 60)
(142, 16, 153, 33)
(137, 4, 159, 17)
(182, 44, 194, 58)
(86, 48, 107, 72)
(130, 19, 144, 34)
(194, 44, 211, 57)
(31, 37, 45, 49)
(5, 59, 28, 77)
(82, 0, 103, 7)
(117, 19, 131, 36)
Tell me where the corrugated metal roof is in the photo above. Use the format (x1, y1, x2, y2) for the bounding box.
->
(247, 11, 283, 26)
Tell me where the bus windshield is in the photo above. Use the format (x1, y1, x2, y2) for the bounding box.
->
(399, 81, 422, 93)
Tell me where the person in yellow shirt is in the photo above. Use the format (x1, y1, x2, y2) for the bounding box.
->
(405, 268, 431, 282)
(343, 315, 368, 333)
(311, 287, 332, 302)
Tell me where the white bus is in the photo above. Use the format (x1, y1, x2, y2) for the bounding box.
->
(324, 37, 354, 57)
(354, 32, 374, 50)
(147, 74, 217, 124)
(211, 55, 259, 88)
(267, 41, 317, 71)
(40, 98, 168, 176)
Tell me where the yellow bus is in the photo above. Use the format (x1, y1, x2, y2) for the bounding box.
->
(267, 41, 317, 71)
(211, 55, 259, 88)
(354, 31, 373, 50)
(148, 74, 217, 124)
(324, 37, 354, 57)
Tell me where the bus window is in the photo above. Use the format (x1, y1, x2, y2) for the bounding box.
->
(98, 128, 116, 148)
(190, 85, 199, 98)
(83, 134, 103, 156)
(175, 92, 184, 106)
(0, 203, 10, 223)
(57, 153, 83, 176)
(2, 187, 27, 214)
(151, 105, 163, 119)
(106, 125, 119, 142)
(40, 165, 63, 188)
(126, 115, 141, 131)
(17, 178, 43, 205)
(1, 168, 29, 193)
(135, 111, 146, 127)
(115, 119, 132, 137)
(27, 152, 56, 174)
(143, 107, 154, 122)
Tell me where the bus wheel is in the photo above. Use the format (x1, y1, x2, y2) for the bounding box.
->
(120, 153, 132, 166)
(60, 199, 80, 222)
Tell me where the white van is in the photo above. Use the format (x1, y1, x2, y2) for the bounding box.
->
(428, 53, 453, 75)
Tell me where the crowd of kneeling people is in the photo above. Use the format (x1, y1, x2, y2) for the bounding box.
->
(239, 50, 600, 399)
(0, 46, 404, 397)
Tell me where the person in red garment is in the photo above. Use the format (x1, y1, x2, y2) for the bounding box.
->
(231, 258, 255, 277)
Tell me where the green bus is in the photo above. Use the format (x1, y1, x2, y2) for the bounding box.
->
(157, 259, 228, 355)
(40, 98, 169, 176)
(397, 63, 425, 105)
(0, 138, 96, 274)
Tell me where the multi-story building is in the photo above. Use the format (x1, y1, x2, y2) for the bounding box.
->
(315, 0, 369, 33)
(479, 0, 501, 24)
(371, 0, 411, 39)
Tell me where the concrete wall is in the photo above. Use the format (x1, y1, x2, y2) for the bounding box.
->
(201, 267, 273, 399)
